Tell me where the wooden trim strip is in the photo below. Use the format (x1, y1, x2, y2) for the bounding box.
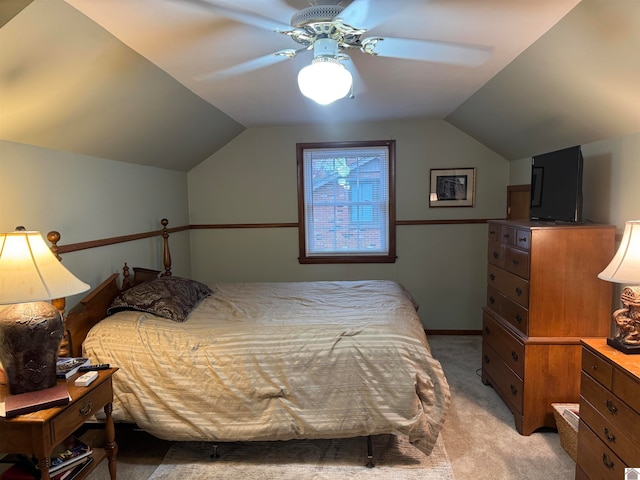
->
(397, 218, 502, 226)
(190, 223, 299, 229)
(56, 225, 188, 254)
(53, 218, 503, 254)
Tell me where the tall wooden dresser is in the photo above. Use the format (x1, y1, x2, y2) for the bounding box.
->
(576, 339, 640, 480)
(481, 220, 615, 435)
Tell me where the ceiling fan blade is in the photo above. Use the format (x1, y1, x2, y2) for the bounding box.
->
(339, 54, 366, 98)
(337, 0, 422, 32)
(187, 0, 293, 33)
(194, 48, 307, 82)
(360, 36, 492, 67)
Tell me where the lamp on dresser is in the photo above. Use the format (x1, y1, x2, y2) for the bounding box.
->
(0, 227, 89, 394)
(597, 220, 640, 354)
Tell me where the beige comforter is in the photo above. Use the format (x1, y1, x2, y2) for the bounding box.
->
(83, 280, 450, 455)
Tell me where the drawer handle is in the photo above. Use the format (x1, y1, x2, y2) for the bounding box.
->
(511, 351, 519, 362)
(518, 236, 527, 243)
(503, 234, 510, 239)
(591, 364, 598, 372)
(489, 230, 496, 235)
(492, 251, 499, 259)
(509, 384, 517, 396)
(79, 401, 93, 417)
(515, 287, 523, 296)
(483, 355, 490, 364)
(489, 296, 495, 305)
(515, 314, 523, 324)
(489, 273, 495, 281)
(602, 454, 614, 470)
(484, 326, 491, 335)
(603, 427, 616, 443)
(512, 259, 520, 266)
(605, 400, 618, 415)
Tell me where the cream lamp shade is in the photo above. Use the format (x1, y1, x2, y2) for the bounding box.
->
(598, 220, 640, 285)
(0, 229, 89, 304)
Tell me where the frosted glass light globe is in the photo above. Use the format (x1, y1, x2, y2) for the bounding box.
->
(298, 58, 353, 105)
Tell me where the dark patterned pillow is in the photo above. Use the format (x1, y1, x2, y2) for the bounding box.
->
(107, 276, 213, 322)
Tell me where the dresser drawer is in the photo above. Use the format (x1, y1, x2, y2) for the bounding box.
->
(488, 224, 501, 243)
(613, 368, 640, 414)
(577, 419, 627, 480)
(512, 229, 531, 251)
(483, 312, 524, 377)
(504, 246, 529, 279)
(487, 241, 505, 268)
(582, 348, 613, 389)
(486, 285, 504, 315)
(51, 379, 113, 443)
(487, 264, 530, 307)
(580, 393, 640, 466)
(501, 296, 529, 335)
(580, 372, 639, 446)
(482, 341, 523, 413)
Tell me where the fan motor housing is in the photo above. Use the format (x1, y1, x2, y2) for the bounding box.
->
(291, 5, 345, 28)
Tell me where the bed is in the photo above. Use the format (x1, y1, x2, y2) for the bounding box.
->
(60, 221, 450, 461)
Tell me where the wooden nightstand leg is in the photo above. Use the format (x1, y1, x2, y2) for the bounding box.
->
(37, 457, 51, 480)
(104, 402, 118, 480)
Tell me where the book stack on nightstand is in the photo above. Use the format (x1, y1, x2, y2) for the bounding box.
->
(1, 436, 93, 480)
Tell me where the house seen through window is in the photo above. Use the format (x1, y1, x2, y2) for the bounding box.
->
(296, 140, 396, 264)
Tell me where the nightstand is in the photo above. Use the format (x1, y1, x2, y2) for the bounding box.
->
(576, 339, 640, 479)
(0, 368, 118, 480)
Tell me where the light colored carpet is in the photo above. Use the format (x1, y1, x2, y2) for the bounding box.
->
(148, 433, 454, 480)
(429, 335, 576, 480)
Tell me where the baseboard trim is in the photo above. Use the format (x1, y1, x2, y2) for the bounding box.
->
(425, 329, 482, 335)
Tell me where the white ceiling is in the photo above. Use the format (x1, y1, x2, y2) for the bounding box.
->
(1, 0, 638, 171)
(63, 0, 580, 127)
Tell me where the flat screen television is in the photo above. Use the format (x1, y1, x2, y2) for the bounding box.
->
(529, 145, 583, 223)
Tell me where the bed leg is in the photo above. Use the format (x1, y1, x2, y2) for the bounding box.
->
(210, 444, 220, 460)
(366, 436, 374, 468)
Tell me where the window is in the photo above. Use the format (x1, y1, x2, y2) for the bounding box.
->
(297, 140, 396, 264)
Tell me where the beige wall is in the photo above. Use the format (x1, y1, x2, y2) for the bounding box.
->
(0, 140, 192, 308)
(187, 119, 509, 330)
(3, 129, 635, 331)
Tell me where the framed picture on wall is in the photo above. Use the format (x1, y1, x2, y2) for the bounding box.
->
(429, 168, 476, 207)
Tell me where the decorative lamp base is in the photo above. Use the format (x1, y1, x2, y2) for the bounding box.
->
(0, 301, 64, 394)
(607, 336, 640, 354)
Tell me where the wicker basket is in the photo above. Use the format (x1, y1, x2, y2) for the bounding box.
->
(552, 403, 579, 462)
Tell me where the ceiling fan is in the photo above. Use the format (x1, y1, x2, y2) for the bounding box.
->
(192, 0, 492, 105)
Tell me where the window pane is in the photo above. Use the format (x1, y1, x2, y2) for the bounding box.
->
(297, 140, 396, 263)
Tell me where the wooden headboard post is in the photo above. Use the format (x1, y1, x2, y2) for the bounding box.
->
(47, 230, 73, 357)
(161, 218, 172, 277)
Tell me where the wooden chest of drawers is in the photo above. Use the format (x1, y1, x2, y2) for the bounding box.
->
(576, 339, 640, 479)
(482, 220, 615, 435)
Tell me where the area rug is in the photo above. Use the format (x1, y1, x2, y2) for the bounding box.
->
(148, 434, 455, 480)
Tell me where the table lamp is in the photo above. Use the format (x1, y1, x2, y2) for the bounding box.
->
(0, 228, 90, 394)
(598, 220, 640, 354)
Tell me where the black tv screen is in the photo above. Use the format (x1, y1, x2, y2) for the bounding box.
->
(530, 145, 583, 223)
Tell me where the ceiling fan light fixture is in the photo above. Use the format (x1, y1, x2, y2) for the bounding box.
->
(298, 57, 353, 105)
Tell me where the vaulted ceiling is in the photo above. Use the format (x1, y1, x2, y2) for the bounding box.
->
(1, 0, 638, 171)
